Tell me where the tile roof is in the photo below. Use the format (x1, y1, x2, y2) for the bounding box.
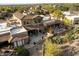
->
(13, 12, 24, 19)
(23, 15, 42, 20)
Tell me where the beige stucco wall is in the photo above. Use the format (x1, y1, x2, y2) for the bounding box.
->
(13, 15, 22, 26)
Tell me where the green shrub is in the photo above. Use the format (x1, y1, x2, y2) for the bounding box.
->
(52, 36, 63, 44)
(15, 47, 30, 56)
(63, 17, 72, 26)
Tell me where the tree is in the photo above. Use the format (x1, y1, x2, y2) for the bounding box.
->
(56, 5, 69, 11)
(63, 17, 72, 26)
(52, 9, 64, 20)
(69, 4, 79, 11)
(42, 4, 55, 13)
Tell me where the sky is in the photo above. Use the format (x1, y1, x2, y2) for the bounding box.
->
(0, 0, 79, 5)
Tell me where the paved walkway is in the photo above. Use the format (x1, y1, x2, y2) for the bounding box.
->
(30, 33, 44, 44)
(25, 33, 44, 56)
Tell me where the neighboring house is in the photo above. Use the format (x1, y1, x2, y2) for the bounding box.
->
(9, 26, 29, 47)
(8, 12, 43, 28)
(8, 12, 25, 27)
(0, 28, 10, 43)
(62, 11, 79, 16)
(70, 11, 79, 15)
(62, 11, 71, 17)
(65, 15, 79, 24)
(62, 11, 79, 25)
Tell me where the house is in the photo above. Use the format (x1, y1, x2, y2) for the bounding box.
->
(43, 20, 55, 27)
(44, 20, 70, 35)
(22, 15, 43, 28)
(42, 14, 55, 28)
(70, 11, 79, 15)
(62, 11, 79, 16)
(22, 15, 43, 25)
(9, 12, 44, 30)
(20, 14, 46, 36)
(8, 12, 25, 27)
(9, 26, 29, 47)
(7, 19, 22, 27)
(62, 11, 79, 24)
(0, 27, 11, 43)
(62, 11, 71, 16)
(42, 15, 51, 22)
(0, 32, 11, 47)
(0, 20, 11, 47)
(0, 19, 29, 48)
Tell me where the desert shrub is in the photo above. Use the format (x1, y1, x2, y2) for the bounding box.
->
(63, 17, 72, 26)
(44, 38, 61, 56)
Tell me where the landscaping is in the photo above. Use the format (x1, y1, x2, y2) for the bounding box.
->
(43, 25, 79, 56)
(15, 47, 30, 56)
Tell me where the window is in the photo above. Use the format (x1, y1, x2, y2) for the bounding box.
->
(74, 20, 79, 24)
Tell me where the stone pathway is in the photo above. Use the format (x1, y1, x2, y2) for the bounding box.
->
(25, 41, 43, 56)
(30, 33, 44, 44)
(24, 33, 44, 56)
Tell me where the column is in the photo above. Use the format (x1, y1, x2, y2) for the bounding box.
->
(38, 29, 39, 35)
(22, 40, 25, 45)
(14, 42, 17, 47)
(17, 41, 20, 46)
(19, 40, 22, 46)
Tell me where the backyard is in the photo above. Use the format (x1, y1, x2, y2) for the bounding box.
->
(43, 25, 79, 56)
